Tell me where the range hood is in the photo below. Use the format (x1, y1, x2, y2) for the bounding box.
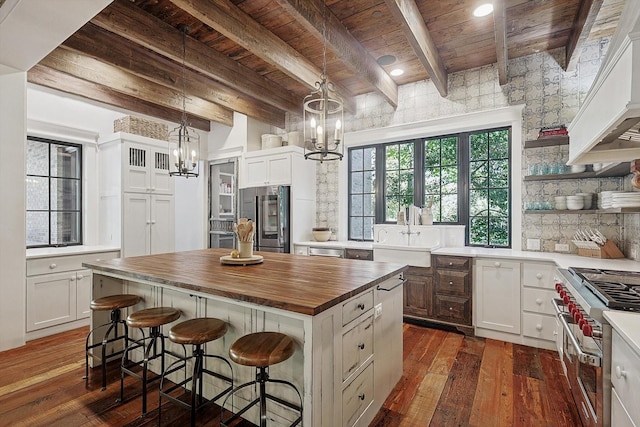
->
(568, 0, 640, 165)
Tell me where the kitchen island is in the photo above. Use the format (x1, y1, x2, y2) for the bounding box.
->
(84, 248, 407, 427)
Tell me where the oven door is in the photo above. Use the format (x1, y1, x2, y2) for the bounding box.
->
(557, 311, 603, 427)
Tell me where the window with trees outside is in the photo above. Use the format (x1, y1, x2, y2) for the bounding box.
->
(347, 127, 511, 247)
(26, 136, 83, 248)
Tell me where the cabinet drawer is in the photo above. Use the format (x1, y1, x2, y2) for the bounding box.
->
(611, 387, 635, 427)
(342, 315, 373, 381)
(522, 312, 557, 341)
(27, 251, 120, 276)
(434, 270, 469, 297)
(344, 248, 373, 261)
(522, 262, 556, 290)
(522, 288, 556, 315)
(433, 294, 471, 325)
(612, 331, 640, 425)
(342, 361, 374, 427)
(433, 255, 470, 270)
(342, 290, 373, 326)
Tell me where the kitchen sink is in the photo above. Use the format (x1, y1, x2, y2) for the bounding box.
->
(372, 243, 439, 267)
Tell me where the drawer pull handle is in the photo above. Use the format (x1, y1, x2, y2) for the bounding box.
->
(615, 365, 627, 379)
(494, 262, 501, 267)
(348, 362, 357, 372)
(49, 263, 57, 269)
(358, 393, 366, 401)
(357, 303, 365, 310)
(358, 343, 365, 350)
(536, 298, 543, 305)
(536, 324, 543, 331)
(536, 273, 543, 279)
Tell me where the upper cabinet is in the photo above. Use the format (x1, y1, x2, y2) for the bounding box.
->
(241, 146, 309, 189)
(123, 142, 173, 195)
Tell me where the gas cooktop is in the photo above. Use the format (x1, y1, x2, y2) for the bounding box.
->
(568, 267, 640, 311)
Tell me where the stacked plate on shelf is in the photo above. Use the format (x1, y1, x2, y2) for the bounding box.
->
(611, 191, 640, 208)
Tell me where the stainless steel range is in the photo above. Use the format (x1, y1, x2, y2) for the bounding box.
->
(553, 267, 640, 427)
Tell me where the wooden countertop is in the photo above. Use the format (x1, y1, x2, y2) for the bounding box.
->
(83, 248, 407, 316)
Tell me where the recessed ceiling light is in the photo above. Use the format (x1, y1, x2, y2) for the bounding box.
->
(473, 3, 494, 17)
(377, 55, 397, 66)
(390, 68, 404, 77)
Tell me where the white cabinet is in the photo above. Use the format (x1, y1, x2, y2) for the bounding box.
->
(123, 193, 175, 257)
(243, 151, 292, 187)
(474, 259, 521, 334)
(611, 329, 640, 426)
(521, 262, 558, 343)
(26, 251, 119, 336)
(98, 133, 175, 256)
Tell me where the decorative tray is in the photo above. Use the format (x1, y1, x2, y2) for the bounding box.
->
(220, 255, 264, 265)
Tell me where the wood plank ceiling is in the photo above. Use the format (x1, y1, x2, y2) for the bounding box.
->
(26, 0, 623, 131)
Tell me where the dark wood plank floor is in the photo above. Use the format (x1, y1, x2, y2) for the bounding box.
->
(0, 324, 580, 426)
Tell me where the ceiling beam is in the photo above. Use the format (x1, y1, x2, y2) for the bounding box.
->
(273, 0, 398, 108)
(91, 0, 300, 115)
(38, 46, 234, 126)
(63, 23, 285, 128)
(565, 0, 604, 71)
(169, 0, 356, 113)
(28, 65, 211, 132)
(493, 0, 508, 85)
(384, 0, 448, 97)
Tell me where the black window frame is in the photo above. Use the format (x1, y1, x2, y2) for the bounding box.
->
(26, 136, 83, 249)
(347, 126, 512, 248)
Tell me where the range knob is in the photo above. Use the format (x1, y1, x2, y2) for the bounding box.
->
(563, 294, 571, 304)
(578, 318, 588, 329)
(582, 323, 593, 337)
(568, 302, 576, 314)
(555, 283, 563, 292)
(573, 310, 583, 323)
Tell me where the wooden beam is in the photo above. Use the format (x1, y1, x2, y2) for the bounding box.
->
(273, 0, 397, 108)
(565, 0, 604, 71)
(169, 0, 356, 113)
(28, 65, 211, 131)
(38, 47, 234, 126)
(384, 0, 448, 97)
(92, 0, 300, 115)
(63, 23, 285, 128)
(493, 0, 508, 85)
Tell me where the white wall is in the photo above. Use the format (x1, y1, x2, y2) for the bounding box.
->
(174, 160, 207, 251)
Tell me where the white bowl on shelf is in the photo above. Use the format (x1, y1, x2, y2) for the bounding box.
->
(570, 164, 586, 173)
(312, 228, 332, 242)
(566, 199, 584, 210)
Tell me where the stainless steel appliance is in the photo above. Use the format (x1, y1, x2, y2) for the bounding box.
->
(239, 185, 290, 253)
(553, 267, 640, 427)
(308, 247, 343, 258)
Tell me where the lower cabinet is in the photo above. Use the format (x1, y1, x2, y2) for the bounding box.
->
(611, 329, 640, 426)
(344, 248, 373, 261)
(26, 250, 119, 336)
(403, 266, 432, 319)
(474, 259, 521, 335)
(342, 361, 374, 427)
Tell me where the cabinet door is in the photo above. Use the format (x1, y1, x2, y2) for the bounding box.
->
(403, 267, 432, 318)
(150, 147, 173, 195)
(76, 269, 93, 320)
(475, 259, 521, 334)
(150, 195, 175, 255)
(26, 272, 77, 332)
(265, 154, 291, 185)
(124, 143, 151, 193)
(244, 157, 268, 187)
(123, 193, 151, 257)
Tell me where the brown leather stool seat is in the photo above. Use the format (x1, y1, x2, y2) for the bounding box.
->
(221, 332, 302, 427)
(119, 306, 182, 417)
(84, 294, 142, 391)
(159, 318, 234, 427)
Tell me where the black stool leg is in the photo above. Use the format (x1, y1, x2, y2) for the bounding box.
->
(259, 367, 268, 427)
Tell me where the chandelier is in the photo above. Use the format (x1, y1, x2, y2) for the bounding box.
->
(168, 24, 200, 178)
(303, 1, 344, 162)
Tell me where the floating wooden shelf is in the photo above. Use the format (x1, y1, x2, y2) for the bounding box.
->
(524, 208, 640, 214)
(524, 162, 631, 181)
(524, 136, 569, 148)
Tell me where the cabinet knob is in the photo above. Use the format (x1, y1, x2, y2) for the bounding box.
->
(146, 220, 151, 224)
(70, 276, 76, 281)
(151, 187, 156, 192)
(95, 259, 101, 262)
(448, 262, 453, 266)
(357, 303, 365, 310)
(151, 220, 156, 224)
(535, 298, 543, 305)
(358, 343, 365, 350)
(355, 255, 360, 258)
(449, 281, 453, 285)
(358, 393, 366, 401)
(615, 365, 627, 379)
(494, 262, 501, 268)
(449, 307, 453, 311)
(536, 273, 543, 279)
(536, 324, 543, 331)
(77, 275, 83, 280)
(49, 263, 57, 269)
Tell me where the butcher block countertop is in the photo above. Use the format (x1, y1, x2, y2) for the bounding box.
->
(83, 248, 407, 316)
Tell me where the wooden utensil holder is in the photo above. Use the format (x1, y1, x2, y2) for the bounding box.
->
(572, 239, 625, 258)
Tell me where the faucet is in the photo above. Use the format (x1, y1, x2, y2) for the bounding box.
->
(376, 228, 388, 243)
(399, 222, 420, 245)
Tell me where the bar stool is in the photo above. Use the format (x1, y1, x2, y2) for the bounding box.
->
(119, 306, 182, 416)
(221, 332, 302, 427)
(84, 294, 143, 390)
(158, 318, 234, 426)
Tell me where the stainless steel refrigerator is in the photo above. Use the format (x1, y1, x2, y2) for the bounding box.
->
(239, 185, 290, 253)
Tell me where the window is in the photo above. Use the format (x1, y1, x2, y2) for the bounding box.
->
(347, 127, 511, 247)
(26, 136, 82, 248)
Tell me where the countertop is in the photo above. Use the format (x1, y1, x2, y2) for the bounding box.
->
(294, 240, 373, 250)
(26, 245, 121, 260)
(83, 248, 406, 316)
(604, 311, 640, 356)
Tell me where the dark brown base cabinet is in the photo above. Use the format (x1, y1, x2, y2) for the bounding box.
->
(403, 255, 473, 335)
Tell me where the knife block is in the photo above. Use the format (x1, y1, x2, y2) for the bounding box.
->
(573, 239, 625, 258)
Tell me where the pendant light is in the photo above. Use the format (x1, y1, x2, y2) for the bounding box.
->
(303, 0, 344, 162)
(168, 24, 200, 178)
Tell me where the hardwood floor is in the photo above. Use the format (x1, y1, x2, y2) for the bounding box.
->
(0, 324, 581, 426)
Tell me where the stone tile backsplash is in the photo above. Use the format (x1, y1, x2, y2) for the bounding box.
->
(286, 37, 639, 259)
